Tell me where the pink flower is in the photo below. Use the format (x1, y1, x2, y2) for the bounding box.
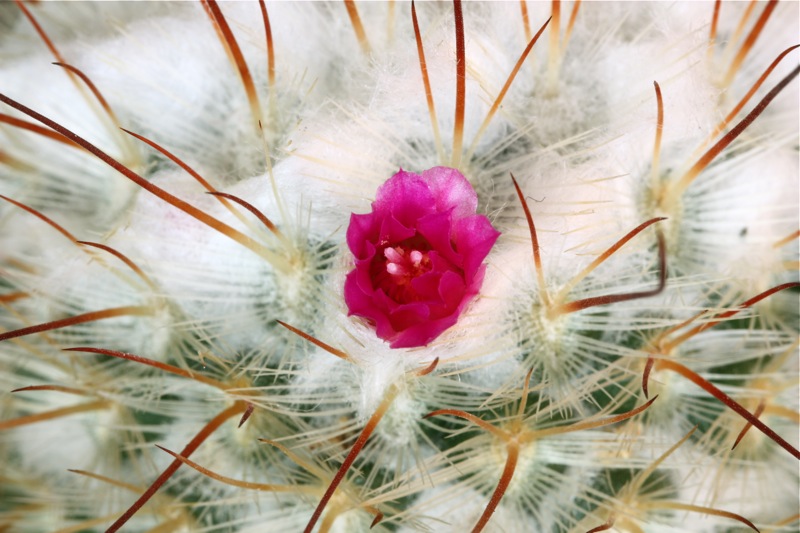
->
(345, 167, 500, 348)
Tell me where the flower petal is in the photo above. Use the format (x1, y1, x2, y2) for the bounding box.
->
(453, 215, 501, 279)
(421, 166, 478, 220)
(373, 169, 436, 226)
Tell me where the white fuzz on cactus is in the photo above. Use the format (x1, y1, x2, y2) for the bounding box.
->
(1, 2, 798, 532)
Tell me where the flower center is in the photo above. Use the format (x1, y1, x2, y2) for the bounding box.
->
(370, 235, 435, 302)
(384, 245, 430, 284)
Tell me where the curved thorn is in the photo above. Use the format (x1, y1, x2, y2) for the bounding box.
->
(642, 356, 655, 399)
(586, 515, 616, 533)
(424, 408, 507, 439)
(732, 399, 766, 450)
(105, 402, 246, 532)
(511, 172, 550, 307)
(451, 0, 465, 167)
(303, 386, 400, 533)
(276, 320, 351, 361)
(238, 402, 255, 428)
(471, 443, 520, 532)
(0, 194, 77, 242)
(556, 229, 667, 314)
(555, 217, 667, 303)
(0, 306, 152, 343)
(653, 358, 799, 459)
(64, 347, 228, 390)
(415, 357, 440, 377)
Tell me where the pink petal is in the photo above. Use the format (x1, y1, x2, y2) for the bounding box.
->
(346, 212, 377, 259)
(389, 313, 460, 349)
(416, 211, 462, 267)
(421, 166, 478, 220)
(373, 169, 436, 227)
(453, 215, 500, 279)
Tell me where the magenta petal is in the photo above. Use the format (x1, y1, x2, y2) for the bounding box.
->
(416, 212, 462, 267)
(453, 215, 501, 279)
(346, 212, 378, 258)
(421, 166, 478, 220)
(389, 302, 431, 331)
(389, 314, 460, 349)
(410, 271, 444, 303)
(379, 214, 416, 244)
(373, 170, 436, 226)
(438, 270, 466, 310)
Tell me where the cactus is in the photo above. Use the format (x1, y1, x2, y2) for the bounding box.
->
(1, 2, 798, 532)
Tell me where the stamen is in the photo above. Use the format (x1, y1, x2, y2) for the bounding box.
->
(386, 262, 407, 276)
(384, 247, 404, 263)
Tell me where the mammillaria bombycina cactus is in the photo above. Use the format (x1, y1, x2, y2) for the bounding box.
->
(0, 1, 798, 532)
